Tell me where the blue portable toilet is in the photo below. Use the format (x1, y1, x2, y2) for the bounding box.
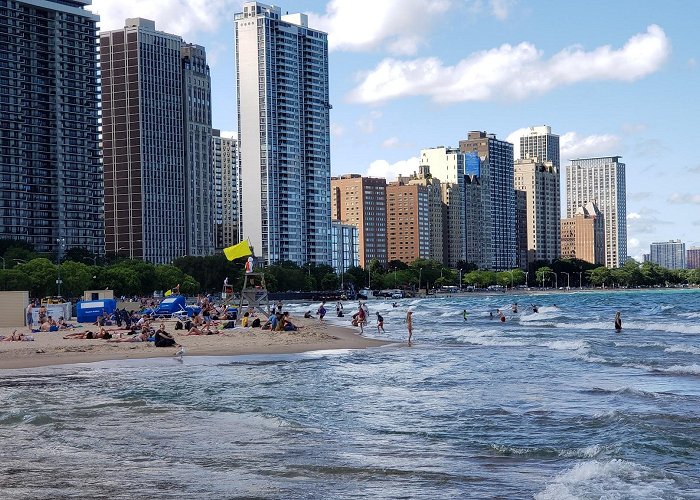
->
(154, 296, 186, 315)
(76, 299, 118, 323)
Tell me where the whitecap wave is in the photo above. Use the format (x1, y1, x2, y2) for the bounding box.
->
(654, 364, 700, 376)
(535, 459, 679, 500)
(539, 340, 589, 351)
(664, 345, 700, 355)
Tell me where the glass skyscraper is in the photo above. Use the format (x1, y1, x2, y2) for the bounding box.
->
(235, 2, 332, 266)
(0, 0, 103, 255)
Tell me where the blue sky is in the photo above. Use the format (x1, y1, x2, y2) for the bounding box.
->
(90, 0, 700, 261)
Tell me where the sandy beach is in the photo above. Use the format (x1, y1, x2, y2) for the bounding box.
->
(0, 317, 391, 370)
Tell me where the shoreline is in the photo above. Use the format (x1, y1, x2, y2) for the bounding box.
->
(0, 318, 392, 371)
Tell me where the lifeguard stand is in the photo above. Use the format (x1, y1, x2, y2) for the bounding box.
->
(238, 272, 270, 317)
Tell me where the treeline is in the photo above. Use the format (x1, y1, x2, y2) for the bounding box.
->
(0, 239, 697, 298)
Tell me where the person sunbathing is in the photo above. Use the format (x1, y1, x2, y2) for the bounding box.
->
(107, 331, 148, 343)
(1, 330, 24, 341)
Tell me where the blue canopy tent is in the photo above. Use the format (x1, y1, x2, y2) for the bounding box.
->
(76, 299, 118, 323)
(153, 296, 187, 316)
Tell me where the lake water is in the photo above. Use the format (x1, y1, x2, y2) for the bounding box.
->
(1, 290, 699, 498)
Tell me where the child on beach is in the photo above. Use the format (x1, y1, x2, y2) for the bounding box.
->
(376, 312, 385, 333)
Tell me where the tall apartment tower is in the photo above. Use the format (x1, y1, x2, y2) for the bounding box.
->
(463, 152, 490, 269)
(235, 2, 332, 266)
(212, 130, 239, 250)
(519, 125, 560, 167)
(650, 240, 686, 269)
(419, 147, 466, 266)
(566, 156, 627, 268)
(0, 0, 103, 255)
(459, 132, 516, 270)
(331, 221, 359, 277)
(686, 247, 700, 269)
(331, 175, 387, 267)
(400, 166, 444, 265)
(514, 158, 561, 263)
(386, 181, 430, 265)
(100, 19, 213, 263)
(560, 202, 605, 265)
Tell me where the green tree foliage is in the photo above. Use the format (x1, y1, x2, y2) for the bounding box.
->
(63, 247, 98, 265)
(15, 258, 57, 297)
(0, 269, 31, 291)
(58, 261, 93, 298)
(587, 266, 612, 287)
(535, 266, 554, 287)
(154, 264, 185, 293)
(464, 270, 498, 288)
(345, 266, 367, 290)
(100, 267, 141, 296)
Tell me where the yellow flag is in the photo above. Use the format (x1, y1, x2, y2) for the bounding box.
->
(223, 240, 253, 261)
(164, 289, 172, 297)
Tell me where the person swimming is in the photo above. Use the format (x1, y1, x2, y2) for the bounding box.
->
(615, 311, 622, 332)
(532, 304, 539, 313)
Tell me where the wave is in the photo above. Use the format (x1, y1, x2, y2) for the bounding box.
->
(679, 312, 700, 319)
(538, 340, 589, 352)
(490, 443, 602, 459)
(652, 364, 700, 376)
(664, 345, 700, 355)
(535, 459, 680, 500)
(583, 386, 663, 399)
(557, 321, 700, 334)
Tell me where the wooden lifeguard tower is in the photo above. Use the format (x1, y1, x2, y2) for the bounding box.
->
(238, 272, 270, 317)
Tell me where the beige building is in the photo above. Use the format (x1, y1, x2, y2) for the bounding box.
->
(399, 166, 444, 264)
(560, 202, 605, 265)
(331, 175, 387, 267)
(514, 158, 561, 263)
(386, 180, 430, 265)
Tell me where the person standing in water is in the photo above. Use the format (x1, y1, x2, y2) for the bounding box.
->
(463, 309, 468, 322)
(615, 312, 622, 332)
(406, 310, 413, 345)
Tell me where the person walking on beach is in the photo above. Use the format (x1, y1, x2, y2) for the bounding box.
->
(26, 302, 34, 329)
(376, 312, 385, 333)
(317, 301, 327, 320)
(406, 310, 413, 345)
(615, 312, 622, 332)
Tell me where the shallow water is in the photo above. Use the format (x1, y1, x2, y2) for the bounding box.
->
(1, 290, 699, 498)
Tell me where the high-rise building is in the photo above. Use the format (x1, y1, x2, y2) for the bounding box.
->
(331, 221, 359, 278)
(463, 152, 490, 269)
(514, 158, 561, 263)
(560, 202, 605, 265)
(212, 130, 239, 250)
(100, 18, 213, 263)
(519, 125, 560, 167)
(331, 175, 387, 267)
(686, 247, 700, 269)
(459, 131, 515, 270)
(0, 0, 103, 255)
(386, 180, 430, 265)
(419, 147, 466, 266)
(650, 240, 686, 269)
(515, 190, 528, 269)
(566, 156, 627, 268)
(235, 2, 332, 266)
(399, 166, 444, 265)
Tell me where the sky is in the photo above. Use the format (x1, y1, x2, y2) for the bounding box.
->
(88, 0, 700, 262)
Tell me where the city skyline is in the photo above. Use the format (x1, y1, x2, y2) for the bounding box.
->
(88, 0, 700, 262)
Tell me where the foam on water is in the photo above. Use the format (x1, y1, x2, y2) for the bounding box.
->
(665, 344, 700, 355)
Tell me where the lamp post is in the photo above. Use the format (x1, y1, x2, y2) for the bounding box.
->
(419, 268, 422, 293)
(459, 269, 462, 291)
(525, 271, 529, 287)
(561, 272, 570, 290)
(0, 256, 4, 269)
(578, 271, 583, 289)
(56, 238, 65, 297)
(509, 269, 514, 290)
(551, 271, 558, 290)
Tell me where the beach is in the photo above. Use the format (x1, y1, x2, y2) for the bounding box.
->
(0, 317, 389, 370)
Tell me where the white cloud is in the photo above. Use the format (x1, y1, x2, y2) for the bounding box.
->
(349, 25, 670, 104)
(560, 132, 622, 159)
(669, 193, 700, 204)
(366, 157, 421, 181)
(308, 0, 452, 55)
(330, 122, 345, 138)
(626, 209, 670, 234)
(356, 111, 383, 134)
(381, 136, 413, 149)
(89, 0, 240, 37)
(489, 0, 516, 20)
(505, 127, 529, 159)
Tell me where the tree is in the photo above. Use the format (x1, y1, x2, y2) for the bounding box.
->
(99, 267, 141, 296)
(588, 266, 612, 287)
(535, 266, 554, 288)
(154, 265, 185, 294)
(15, 258, 57, 297)
(58, 261, 93, 299)
(464, 270, 497, 288)
(0, 269, 31, 291)
(64, 247, 98, 265)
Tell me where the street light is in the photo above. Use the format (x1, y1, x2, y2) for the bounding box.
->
(56, 238, 65, 296)
(561, 272, 570, 290)
(419, 268, 423, 293)
(509, 269, 514, 290)
(0, 256, 4, 269)
(525, 271, 529, 287)
(578, 271, 583, 289)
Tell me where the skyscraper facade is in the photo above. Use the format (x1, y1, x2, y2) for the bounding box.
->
(331, 175, 387, 267)
(459, 131, 516, 270)
(566, 156, 627, 268)
(519, 125, 560, 167)
(463, 152, 490, 269)
(514, 158, 561, 263)
(0, 0, 103, 255)
(100, 18, 213, 263)
(419, 147, 466, 266)
(330, 220, 359, 277)
(212, 130, 239, 250)
(235, 2, 332, 266)
(560, 202, 605, 265)
(650, 240, 686, 270)
(399, 166, 444, 265)
(686, 247, 700, 269)
(386, 181, 430, 265)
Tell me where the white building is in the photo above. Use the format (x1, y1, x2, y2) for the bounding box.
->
(566, 156, 627, 268)
(212, 130, 239, 250)
(519, 125, 560, 168)
(650, 240, 686, 270)
(514, 158, 561, 263)
(235, 2, 332, 265)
